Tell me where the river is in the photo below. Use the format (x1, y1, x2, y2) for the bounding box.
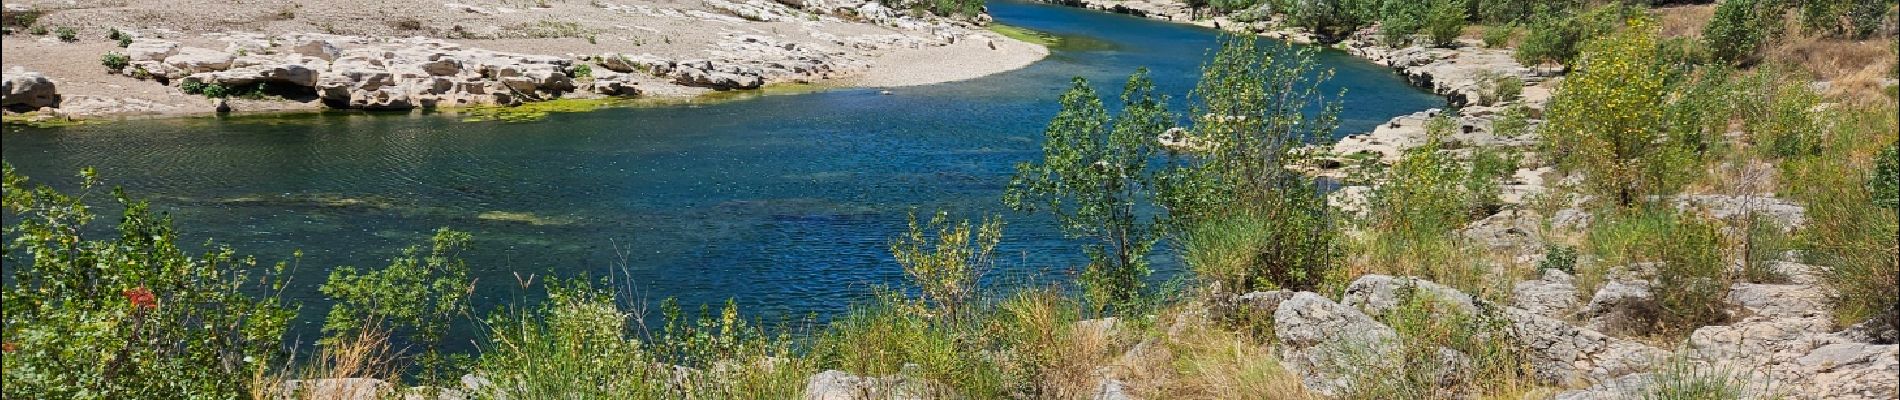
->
(0, 0, 1440, 333)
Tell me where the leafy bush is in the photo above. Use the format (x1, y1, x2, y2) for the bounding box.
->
(1342, 286, 1532, 398)
(1540, 245, 1578, 274)
(1482, 24, 1514, 48)
(473, 280, 813, 399)
(1357, 115, 1511, 287)
(1, 164, 295, 399)
(53, 26, 74, 41)
(1006, 70, 1172, 314)
(319, 228, 474, 383)
(178, 79, 206, 94)
(890, 210, 1002, 320)
(1475, 71, 1523, 105)
(1514, 3, 1640, 69)
(1874, 144, 1899, 210)
(1160, 34, 1343, 293)
(1799, 0, 1899, 39)
(568, 63, 592, 79)
(1423, 0, 1468, 47)
(200, 83, 229, 98)
(100, 52, 129, 73)
(1542, 18, 1705, 207)
(1491, 103, 1532, 137)
(1378, 0, 1427, 47)
(1587, 207, 1730, 337)
(1628, 354, 1770, 399)
(1703, 0, 1773, 66)
(1287, 0, 1380, 40)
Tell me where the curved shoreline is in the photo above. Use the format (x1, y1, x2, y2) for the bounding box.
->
(0, 0, 1049, 125)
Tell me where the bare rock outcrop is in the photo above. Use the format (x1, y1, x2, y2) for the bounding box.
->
(1513, 268, 1579, 320)
(2, 66, 60, 110)
(803, 370, 925, 400)
(1273, 292, 1401, 396)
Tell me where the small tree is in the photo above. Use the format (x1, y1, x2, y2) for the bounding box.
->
(1379, 0, 1428, 46)
(1542, 18, 1701, 207)
(889, 210, 1002, 321)
(1424, 0, 1468, 47)
(1704, 0, 1772, 66)
(319, 228, 474, 384)
(1006, 70, 1173, 314)
(1162, 34, 1343, 292)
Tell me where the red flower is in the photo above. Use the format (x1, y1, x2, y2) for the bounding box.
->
(1, 342, 16, 353)
(122, 286, 157, 310)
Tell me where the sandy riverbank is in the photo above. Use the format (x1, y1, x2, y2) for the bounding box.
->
(0, 0, 1048, 120)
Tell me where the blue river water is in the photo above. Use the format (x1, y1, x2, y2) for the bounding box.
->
(0, 0, 1440, 334)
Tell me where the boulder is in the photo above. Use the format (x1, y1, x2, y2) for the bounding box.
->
(288, 38, 343, 61)
(1726, 283, 1829, 321)
(278, 378, 389, 400)
(163, 47, 236, 75)
(125, 39, 181, 62)
(1339, 275, 1479, 319)
(1580, 279, 1654, 335)
(1505, 307, 1668, 386)
(1273, 292, 1399, 396)
(2, 67, 60, 109)
(803, 370, 922, 400)
(1512, 268, 1578, 320)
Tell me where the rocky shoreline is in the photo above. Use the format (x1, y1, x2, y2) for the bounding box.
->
(0, 0, 1046, 122)
(1029, 1, 1899, 398)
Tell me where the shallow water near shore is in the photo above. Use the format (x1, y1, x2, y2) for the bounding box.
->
(1, 0, 1439, 339)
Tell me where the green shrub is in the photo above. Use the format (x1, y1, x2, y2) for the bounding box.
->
(1287, 0, 1380, 39)
(1357, 115, 1510, 287)
(569, 63, 592, 79)
(1378, 0, 1426, 46)
(1873, 144, 1899, 210)
(179, 79, 206, 94)
(1160, 34, 1343, 293)
(1514, 16, 1581, 68)
(1587, 207, 1730, 337)
(319, 228, 474, 383)
(1, 165, 296, 399)
(1476, 71, 1523, 105)
(100, 52, 129, 73)
(1628, 355, 1769, 400)
(28, 25, 47, 35)
(1005, 70, 1172, 314)
(1184, 197, 1335, 293)
(1540, 245, 1578, 274)
(117, 36, 131, 47)
(200, 83, 229, 98)
(1482, 24, 1514, 48)
(53, 26, 74, 41)
(1542, 18, 1706, 207)
(1343, 286, 1532, 398)
(475, 281, 812, 400)
(1491, 103, 1532, 137)
(890, 210, 1002, 320)
(1703, 0, 1773, 66)
(1424, 0, 1468, 47)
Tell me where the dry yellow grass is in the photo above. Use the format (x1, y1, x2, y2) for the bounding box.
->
(1654, 4, 1716, 39)
(1114, 307, 1316, 400)
(1767, 31, 1899, 106)
(252, 322, 400, 400)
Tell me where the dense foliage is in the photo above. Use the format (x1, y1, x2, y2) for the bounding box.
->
(2, 164, 296, 399)
(1005, 71, 1172, 313)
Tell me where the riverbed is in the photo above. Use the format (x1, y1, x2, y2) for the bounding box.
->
(0, 0, 1441, 332)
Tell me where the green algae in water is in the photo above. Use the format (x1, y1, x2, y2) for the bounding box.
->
(691, 83, 831, 103)
(988, 23, 1058, 46)
(3, 112, 99, 130)
(451, 98, 642, 122)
